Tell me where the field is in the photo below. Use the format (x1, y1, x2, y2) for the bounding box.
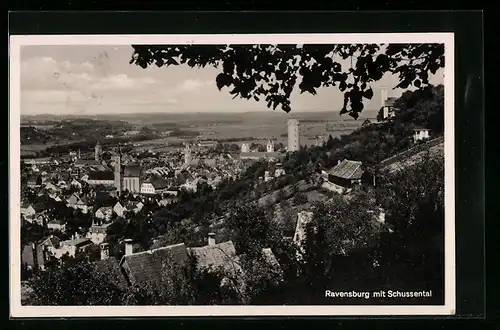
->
(125, 110, 377, 152)
(21, 110, 378, 154)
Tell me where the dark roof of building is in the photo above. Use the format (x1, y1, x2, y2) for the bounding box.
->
(149, 176, 170, 190)
(62, 237, 92, 247)
(119, 243, 190, 285)
(93, 257, 128, 289)
(75, 159, 102, 166)
(327, 160, 364, 180)
(126, 201, 142, 209)
(21, 244, 45, 268)
(188, 241, 242, 276)
(39, 236, 61, 247)
(123, 164, 141, 177)
(88, 171, 115, 181)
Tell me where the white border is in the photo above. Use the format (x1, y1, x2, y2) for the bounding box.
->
(9, 33, 455, 317)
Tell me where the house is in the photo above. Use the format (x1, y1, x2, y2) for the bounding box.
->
(47, 219, 66, 232)
(95, 206, 114, 221)
(70, 179, 82, 189)
(197, 140, 218, 148)
(125, 201, 144, 214)
(24, 157, 52, 165)
(57, 180, 68, 189)
(74, 159, 102, 168)
(123, 164, 141, 194)
(66, 194, 80, 208)
(158, 196, 180, 206)
(20, 203, 37, 219)
(119, 240, 191, 286)
(188, 236, 244, 284)
(75, 195, 90, 214)
(380, 89, 398, 120)
(44, 182, 60, 192)
(240, 151, 280, 161)
(87, 171, 115, 186)
(413, 128, 431, 143)
(86, 222, 113, 245)
(26, 175, 41, 188)
(113, 201, 126, 217)
(324, 159, 364, 193)
(140, 176, 170, 195)
(33, 214, 49, 226)
(58, 235, 93, 258)
(21, 236, 61, 270)
(48, 193, 62, 202)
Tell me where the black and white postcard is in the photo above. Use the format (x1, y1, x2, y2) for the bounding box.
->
(9, 33, 455, 316)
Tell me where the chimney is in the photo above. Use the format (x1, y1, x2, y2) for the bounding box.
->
(208, 232, 216, 246)
(100, 243, 110, 260)
(337, 159, 341, 165)
(124, 239, 133, 256)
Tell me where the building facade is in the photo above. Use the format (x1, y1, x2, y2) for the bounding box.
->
(123, 164, 141, 194)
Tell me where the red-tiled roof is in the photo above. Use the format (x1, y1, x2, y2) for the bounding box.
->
(327, 160, 364, 180)
(119, 243, 190, 285)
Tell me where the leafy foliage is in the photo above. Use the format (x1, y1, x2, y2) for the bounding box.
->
(131, 43, 444, 118)
(26, 261, 126, 305)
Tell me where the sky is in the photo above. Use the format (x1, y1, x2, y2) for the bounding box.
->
(20, 45, 444, 116)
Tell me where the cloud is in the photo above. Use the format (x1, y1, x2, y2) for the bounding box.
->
(178, 78, 214, 92)
(91, 74, 156, 90)
(21, 56, 156, 93)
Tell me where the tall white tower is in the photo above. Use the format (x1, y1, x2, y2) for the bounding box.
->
(287, 119, 300, 152)
(380, 88, 388, 108)
(184, 143, 192, 165)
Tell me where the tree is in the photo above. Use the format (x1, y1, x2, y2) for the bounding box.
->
(131, 44, 444, 118)
(26, 261, 126, 305)
(226, 203, 281, 256)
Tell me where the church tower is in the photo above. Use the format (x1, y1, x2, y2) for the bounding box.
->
(111, 154, 121, 194)
(95, 141, 102, 161)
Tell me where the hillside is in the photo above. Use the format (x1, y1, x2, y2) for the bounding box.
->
(379, 136, 444, 172)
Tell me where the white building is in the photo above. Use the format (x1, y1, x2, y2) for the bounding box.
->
(241, 143, 250, 153)
(266, 140, 275, 153)
(413, 128, 430, 143)
(380, 89, 397, 120)
(287, 119, 300, 152)
(87, 222, 113, 245)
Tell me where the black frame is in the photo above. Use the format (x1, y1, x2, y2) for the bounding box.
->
(7, 10, 485, 322)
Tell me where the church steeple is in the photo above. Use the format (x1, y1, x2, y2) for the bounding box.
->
(95, 141, 102, 162)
